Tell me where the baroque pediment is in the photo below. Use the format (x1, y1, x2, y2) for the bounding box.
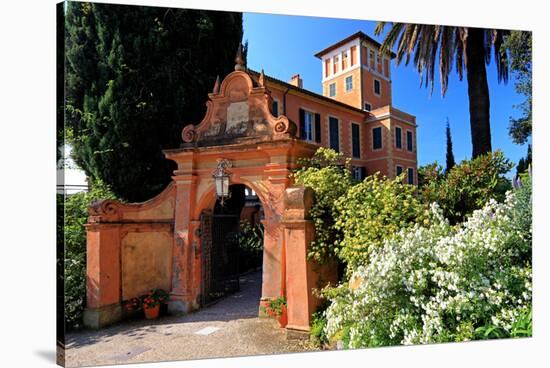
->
(181, 71, 296, 147)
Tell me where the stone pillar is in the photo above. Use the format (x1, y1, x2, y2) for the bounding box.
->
(258, 163, 290, 315)
(282, 186, 337, 335)
(83, 223, 122, 329)
(168, 174, 199, 315)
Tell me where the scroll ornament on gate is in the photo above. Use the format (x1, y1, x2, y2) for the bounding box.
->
(88, 199, 120, 222)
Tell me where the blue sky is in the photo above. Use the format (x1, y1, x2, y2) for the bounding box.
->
(243, 12, 530, 171)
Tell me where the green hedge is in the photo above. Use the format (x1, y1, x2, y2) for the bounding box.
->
(60, 180, 117, 330)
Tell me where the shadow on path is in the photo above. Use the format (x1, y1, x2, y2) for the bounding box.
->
(66, 269, 262, 349)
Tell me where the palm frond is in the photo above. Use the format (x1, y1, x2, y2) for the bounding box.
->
(375, 23, 509, 96)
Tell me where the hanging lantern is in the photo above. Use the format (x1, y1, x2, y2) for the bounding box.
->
(212, 158, 232, 205)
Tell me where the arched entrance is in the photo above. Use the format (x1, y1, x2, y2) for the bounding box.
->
(83, 68, 337, 334)
(200, 184, 264, 306)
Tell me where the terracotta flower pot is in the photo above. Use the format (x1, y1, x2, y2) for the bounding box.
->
(276, 304, 288, 328)
(144, 304, 160, 319)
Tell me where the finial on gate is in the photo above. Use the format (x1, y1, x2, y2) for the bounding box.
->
(259, 69, 265, 87)
(213, 75, 220, 94)
(235, 43, 246, 71)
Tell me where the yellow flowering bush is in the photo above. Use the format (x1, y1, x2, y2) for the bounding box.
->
(334, 174, 430, 273)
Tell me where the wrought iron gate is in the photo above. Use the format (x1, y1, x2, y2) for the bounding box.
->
(200, 210, 240, 305)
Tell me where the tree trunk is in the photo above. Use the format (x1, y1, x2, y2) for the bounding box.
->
(466, 28, 492, 158)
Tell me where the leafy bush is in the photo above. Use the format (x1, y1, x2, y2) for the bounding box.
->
(62, 180, 117, 329)
(238, 220, 264, 272)
(324, 181, 532, 348)
(334, 174, 430, 273)
(293, 148, 354, 263)
(310, 310, 329, 347)
(418, 151, 513, 224)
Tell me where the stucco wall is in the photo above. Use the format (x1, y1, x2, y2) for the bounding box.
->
(121, 231, 173, 300)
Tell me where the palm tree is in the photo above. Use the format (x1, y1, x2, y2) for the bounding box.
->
(375, 24, 509, 158)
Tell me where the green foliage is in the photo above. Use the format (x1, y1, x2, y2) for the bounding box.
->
(237, 220, 264, 271)
(503, 31, 532, 145)
(310, 311, 329, 346)
(61, 180, 117, 329)
(515, 144, 532, 179)
(445, 118, 456, 173)
(418, 151, 513, 224)
(292, 148, 354, 264)
(263, 296, 287, 316)
(64, 2, 243, 202)
(324, 179, 532, 348)
(141, 289, 170, 309)
(334, 174, 429, 273)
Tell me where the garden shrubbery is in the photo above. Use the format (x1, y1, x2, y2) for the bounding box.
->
(323, 178, 532, 348)
(61, 180, 117, 330)
(295, 148, 531, 347)
(334, 174, 429, 273)
(293, 148, 354, 264)
(418, 150, 513, 224)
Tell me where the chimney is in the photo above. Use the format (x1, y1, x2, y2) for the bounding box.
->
(289, 74, 303, 88)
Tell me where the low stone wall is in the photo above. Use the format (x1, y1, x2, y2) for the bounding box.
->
(84, 183, 176, 329)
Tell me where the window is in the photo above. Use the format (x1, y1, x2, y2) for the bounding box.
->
(352, 166, 365, 181)
(350, 46, 356, 66)
(395, 126, 402, 149)
(303, 110, 314, 141)
(272, 100, 279, 117)
(407, 168, 415, 185)
(329, 117, 340, 152)
(345, 76, 353, 92)
(333, 55, 339, 74)
(299, 108, 321, 143)
(369, 50, 375, 69)
(396, 165, 403, 176)
(384, 58, 390, 78)
(372, 126, 382, 150)
(364, 103, 372, 112)
(407, 131, 413, 151)
(374, 79, 381, 95)
(329, 83, 336, 97)
(342, 51, 348, 69)
(352, 123, 361, 158)
(325, 59, 331, 77)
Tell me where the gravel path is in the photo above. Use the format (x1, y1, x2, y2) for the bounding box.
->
(65, 270, 317, 367)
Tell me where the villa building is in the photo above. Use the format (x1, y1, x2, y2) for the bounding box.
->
(251, 31, 418, 183)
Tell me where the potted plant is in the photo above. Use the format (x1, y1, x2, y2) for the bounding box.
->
(140, 289, 169, 320)
(267, 296, 287, 328)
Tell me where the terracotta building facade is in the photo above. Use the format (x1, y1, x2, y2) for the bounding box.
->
(257, 31, 417, 184)
(83, 32, 418, 334)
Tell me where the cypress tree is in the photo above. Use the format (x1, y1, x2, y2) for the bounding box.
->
(516, 143, 532, 178)
(445, 118, 456, 174)
(64, 2, 243, 202)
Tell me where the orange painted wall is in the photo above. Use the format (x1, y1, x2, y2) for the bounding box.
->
(321, 68, 362, 109)
(362, 71, 391, 110)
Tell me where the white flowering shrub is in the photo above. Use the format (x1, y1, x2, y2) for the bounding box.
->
(323, 181, 531, 348)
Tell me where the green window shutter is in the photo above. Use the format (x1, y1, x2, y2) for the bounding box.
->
(299, 108, 305, 139)
(315, 113, 321, 143)
(352, 123, 360, 158)
(373, 127, 382, 149)
(329, 117, 340, 152)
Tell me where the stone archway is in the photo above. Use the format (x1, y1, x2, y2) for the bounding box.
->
(83, 68, 337, 335)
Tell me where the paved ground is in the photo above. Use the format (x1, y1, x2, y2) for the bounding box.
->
(65, 270, 318, 367)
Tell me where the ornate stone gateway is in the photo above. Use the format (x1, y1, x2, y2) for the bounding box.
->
(84, 64, 337, 336)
